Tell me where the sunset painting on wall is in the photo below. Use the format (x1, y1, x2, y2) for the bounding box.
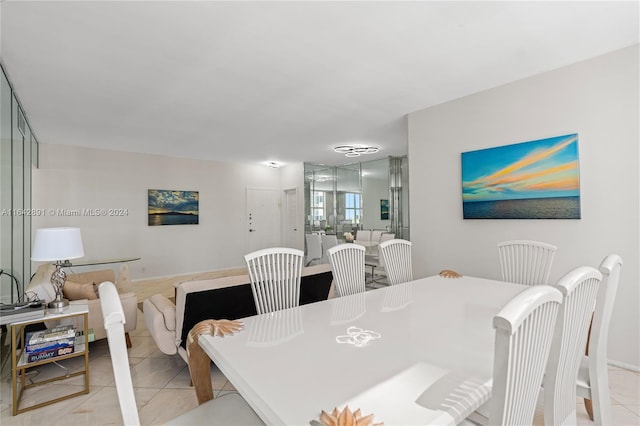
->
(461, 134, 581, 219)
(148, 189, 199, 226)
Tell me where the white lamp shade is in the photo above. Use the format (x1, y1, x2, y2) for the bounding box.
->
(31, 227, 85, 261)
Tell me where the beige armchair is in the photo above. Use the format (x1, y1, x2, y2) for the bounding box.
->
(27, 263, 138, 347)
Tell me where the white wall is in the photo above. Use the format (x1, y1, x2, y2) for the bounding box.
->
(279, 162, 305, 250)
(32, 144, 286, 279)
(408, 46, 639, 369)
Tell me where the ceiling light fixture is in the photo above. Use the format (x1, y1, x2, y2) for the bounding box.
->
(265, 161, 280, 168)
(333, 145, 380, 157)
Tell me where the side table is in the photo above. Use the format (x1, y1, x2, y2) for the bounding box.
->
(10, 303, 90, 415)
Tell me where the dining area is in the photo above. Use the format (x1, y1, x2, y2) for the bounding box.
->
(99, 239, 623, 425)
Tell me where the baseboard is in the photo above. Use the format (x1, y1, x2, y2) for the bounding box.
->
(608, 359, 640, 373)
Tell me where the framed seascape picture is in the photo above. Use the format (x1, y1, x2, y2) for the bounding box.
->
(380, 199, 389, 220)
(461, 134, 581, 219)
(148, 189, 199, 226)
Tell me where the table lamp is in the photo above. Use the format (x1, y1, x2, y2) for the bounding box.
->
(31, 227, 85, 309)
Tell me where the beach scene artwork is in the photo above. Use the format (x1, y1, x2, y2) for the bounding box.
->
(148, 189, 199, 226)
(461, 134, 581, 219)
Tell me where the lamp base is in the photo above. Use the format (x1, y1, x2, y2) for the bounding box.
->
(48, 298, 69, 309)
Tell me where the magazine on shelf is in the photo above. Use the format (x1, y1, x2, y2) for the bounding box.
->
(25, 336, 75, 353)
(27, 324, 76, 345)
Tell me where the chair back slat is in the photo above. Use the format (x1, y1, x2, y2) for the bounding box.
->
(378, 239, 412, 285)
(544, 266, 602, 425)
(327, 243, 366, 296)
(490, 285, 563, 425)
(244, 248, 304, 315)
(498, 240, 557, 285)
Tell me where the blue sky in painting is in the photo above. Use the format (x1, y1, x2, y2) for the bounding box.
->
(461, 134, 580, 202)
(148, 190, 199, 214)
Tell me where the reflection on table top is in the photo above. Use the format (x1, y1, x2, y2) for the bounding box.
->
(67, 257, 141, 267)
(198, 275, 528, 425)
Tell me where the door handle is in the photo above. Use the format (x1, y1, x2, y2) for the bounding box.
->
(249, 229, 256, 232)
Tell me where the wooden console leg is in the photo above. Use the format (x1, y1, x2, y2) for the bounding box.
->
(125, 332, 132, 348)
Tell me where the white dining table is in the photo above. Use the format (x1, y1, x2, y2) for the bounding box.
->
(198, 275, 528, 425)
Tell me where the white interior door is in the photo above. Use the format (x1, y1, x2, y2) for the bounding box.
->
(247, 188, 281, 253)
(285, 188, 298, 248)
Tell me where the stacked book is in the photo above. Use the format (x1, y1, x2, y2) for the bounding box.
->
(25, 324, 76, 362)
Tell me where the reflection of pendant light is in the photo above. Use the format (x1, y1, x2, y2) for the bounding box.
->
(334, 145, 379, 157)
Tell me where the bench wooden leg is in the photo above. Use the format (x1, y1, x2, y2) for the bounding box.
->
(125, 332, 132, 348)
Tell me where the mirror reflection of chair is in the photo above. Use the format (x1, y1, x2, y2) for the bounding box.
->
(364, 233, 395, 286)
(305, 233, 323, 266)
(330, 291, 367, 324)
(463, 285, 563, 425)
(327, 243, 366, 296)
(378, 239, 412, 286)
(380, 282, 412, 312)
(247, 308, 304, 347)
(355, 229, 371, 242)
(244, 247, 304, 315)
(544, 266, 602, 426)
(578, 254, 623, 424)
(370, 230, 384, 243)
(321, 233, 338, 264)
(497, 240, 557, 285)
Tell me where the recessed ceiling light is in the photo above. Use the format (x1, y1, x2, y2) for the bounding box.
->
(333, 145, 380, 157)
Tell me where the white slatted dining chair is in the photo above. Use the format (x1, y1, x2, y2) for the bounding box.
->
(378, 239, 412, 285)
(355, 229, 371, 242)
(327, 243, 366, 296)
(170, 319, 263, 425)
(364, 233, 396, 284)
(462, 285, 563, 426)
(320, 233, 338, 264)
(305, 233, 322, 266)
(370, 229, 384, 243)
(497, 239, 557, 285)
(244, 247, 304, 315)
(544, 266, 602, 426)
(380, 232, 395, 243)
(577, 254, 622, 425)
(99, 281, 140, 426)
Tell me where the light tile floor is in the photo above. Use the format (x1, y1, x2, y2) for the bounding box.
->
(1, 278, 638, 425)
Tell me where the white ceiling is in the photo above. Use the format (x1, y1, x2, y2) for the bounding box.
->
(1, 1, 638, 167)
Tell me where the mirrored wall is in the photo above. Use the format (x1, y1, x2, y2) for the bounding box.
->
(1, 64, 39, 304)
(304, 156, 409, 240)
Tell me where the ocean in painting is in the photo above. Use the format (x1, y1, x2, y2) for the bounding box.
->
(148, 213, 199, 226)
(463, 196, 580, 219)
